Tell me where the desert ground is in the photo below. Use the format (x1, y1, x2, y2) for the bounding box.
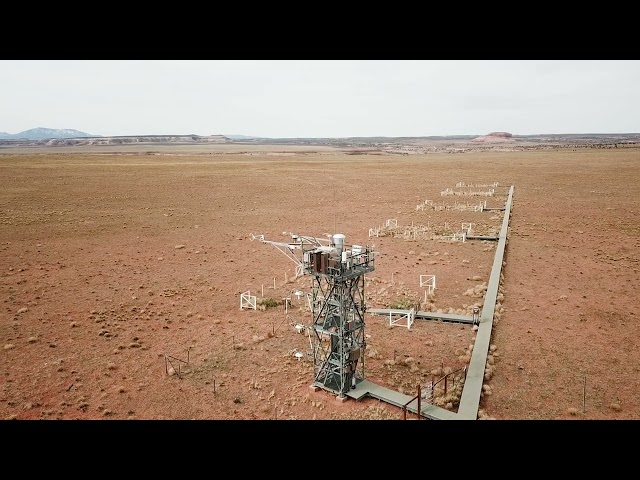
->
(1, 144, 638, 420)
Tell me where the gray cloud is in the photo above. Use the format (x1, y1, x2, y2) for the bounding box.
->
(1, 60, 638, 137)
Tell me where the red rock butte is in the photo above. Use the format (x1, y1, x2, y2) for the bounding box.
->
(472, 132, 514, 143)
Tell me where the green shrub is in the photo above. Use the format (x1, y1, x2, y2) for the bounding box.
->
(259, 297, 280, 309)
(388, 295, 419, 310)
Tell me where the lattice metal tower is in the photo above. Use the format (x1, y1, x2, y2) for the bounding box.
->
(251, 232, 375, 398)
(303, 234, 375, 397)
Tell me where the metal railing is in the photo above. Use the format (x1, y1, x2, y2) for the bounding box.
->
(403, 384, 423, 420)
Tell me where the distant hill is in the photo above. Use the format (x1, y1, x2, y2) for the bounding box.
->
(1, 129, 638, 152)
(0, 128, 96, 140)
(0, 130, 232, 147)
(472, 131, 514, 143)
(41, 134, 231, 146)
(0, 133, 232, 147)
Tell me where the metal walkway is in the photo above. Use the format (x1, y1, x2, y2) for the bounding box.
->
(456, 185, 514, 419)
(367, 308, 474, 324)
(346, 185, 515, 420)
(346, 380, 458, 420)
(465, 235, 499, 241)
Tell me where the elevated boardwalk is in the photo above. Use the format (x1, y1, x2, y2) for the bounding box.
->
(466, 235, 499, 241)
(456, 185, 514, 419)
(346, 380, 458, 420)
(351, 185, 515, 420)
(368, 308, 475, 324)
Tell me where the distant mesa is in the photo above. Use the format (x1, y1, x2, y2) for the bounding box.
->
(41, 134, 231, 146)
(471, 131, 514, 143)
(0, 127, 233, 146)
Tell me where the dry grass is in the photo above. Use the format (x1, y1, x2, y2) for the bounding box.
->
(1, 146, 639, 420)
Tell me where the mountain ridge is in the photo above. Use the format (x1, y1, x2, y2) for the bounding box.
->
(2, 128, 640, 150)
(0, 127, 96, 140)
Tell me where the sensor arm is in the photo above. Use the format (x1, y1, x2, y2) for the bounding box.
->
(251, 233, 310, 266)
(250, 232, 332, 267)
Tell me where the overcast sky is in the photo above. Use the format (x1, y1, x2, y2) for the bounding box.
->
(1, 60, 639, 138)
